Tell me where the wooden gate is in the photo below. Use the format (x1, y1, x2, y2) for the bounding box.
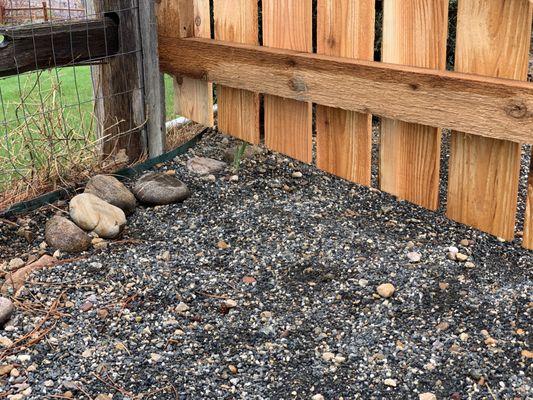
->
(156, 0, 533, 250)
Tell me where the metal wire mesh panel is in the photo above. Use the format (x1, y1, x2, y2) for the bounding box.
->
(0, 0, 147, 210)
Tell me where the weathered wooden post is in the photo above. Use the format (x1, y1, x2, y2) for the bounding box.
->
(0, 1, 6, 24)
(87, 0, 165, 161)
(138, 0, 166, 157)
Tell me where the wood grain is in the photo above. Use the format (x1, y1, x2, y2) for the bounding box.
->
(262, 0, 313, 163)
(447, 0, 532, 241)
(90, 0, 146, 160)
(157, 0, 213, 127)
(214, 0, 259, 144)
(139, 0, 165, 158)
(316, 0, 374, 185)
(524, 149, 533, 249)
(380, 0, 448, 210)
(158, 37, 533, 145)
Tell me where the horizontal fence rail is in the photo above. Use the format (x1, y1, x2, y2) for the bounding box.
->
(156, 0, 533, 250)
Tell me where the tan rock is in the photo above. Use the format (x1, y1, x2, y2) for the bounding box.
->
(376, 283, 396, 298)
(455, 253, 468, 262)
(419, 393, 437, 400)
(8, 258, 24, 270)
(70, 193, 126, 239)
(384, 378, 397, 387)
(521, 349, 533, 359)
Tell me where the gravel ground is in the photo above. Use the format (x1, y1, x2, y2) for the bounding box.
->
(0, 130, 532, 399)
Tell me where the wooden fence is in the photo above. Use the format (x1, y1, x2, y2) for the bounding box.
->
(156, 0, 533, 248)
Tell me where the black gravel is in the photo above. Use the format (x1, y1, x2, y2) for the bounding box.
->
(0, 131, 532, 399)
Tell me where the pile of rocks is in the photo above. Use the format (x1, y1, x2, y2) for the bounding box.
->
(45, 155, 230, 255)
(45, 172, 187, 253)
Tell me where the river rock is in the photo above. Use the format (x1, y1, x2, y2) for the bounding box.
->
(45, 216, 91, 252)
(0, 297, 14, 326)
(84, 175, 136, 215)
(187, 156, 227, 175)
(69, 193, 126, 239)
(132, 172, 190, 205)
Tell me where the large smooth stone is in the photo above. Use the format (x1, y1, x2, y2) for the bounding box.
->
(85, 174, 136, 215)
(69, 193, 126, 239)
(186, 156, 227, 175)
(132, 172, 190, 205)
(0, 297, 14, 325)
(45, 215, 91, 252)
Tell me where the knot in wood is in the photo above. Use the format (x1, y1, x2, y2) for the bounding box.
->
(288, 76, 307, 93)
(505, 101, 528, 118)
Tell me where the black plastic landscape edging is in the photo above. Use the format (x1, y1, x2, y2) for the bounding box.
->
(0, 130, 207, 219)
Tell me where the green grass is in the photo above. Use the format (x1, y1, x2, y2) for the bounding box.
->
(0, 67, 178, 139)
(0, 66, 178, 196)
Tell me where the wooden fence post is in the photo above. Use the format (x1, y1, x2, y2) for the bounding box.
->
(0, 2, 5, 24)
(87, 0, 147, 162)
(139, 0, 165, 157)
(42, 2, 48, 21)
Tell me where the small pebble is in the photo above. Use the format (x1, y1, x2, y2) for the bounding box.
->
(384, 378, 397, 387)
(376, 283, 395, 298)
(407, 252, 422, 263)
(176, 302, 190, 313)
(456, 253, 468, 262)
(291, 171, 303, 179)
(224, 299, 237, 308)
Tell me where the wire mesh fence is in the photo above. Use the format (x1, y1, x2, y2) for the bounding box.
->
(0, 0, 149, 210)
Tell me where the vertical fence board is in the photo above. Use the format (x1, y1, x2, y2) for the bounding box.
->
(447, 0, 532, 241)
(157, 0, 213, 127)
(379, 0, 448, 210)
(214, 0, 260, 144)
(262, 0, 313, 163)
(316, 0, 374, 185)
(174, 0, 213, 127)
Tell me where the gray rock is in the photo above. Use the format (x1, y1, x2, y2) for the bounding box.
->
(45, 216, 91, 253)
(84, 175, 136, 215)
(69, 193, 126, 239)
(0, 297, 14, 326)
(133, 172, 190, 205)
(187, 156, 227, 175)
